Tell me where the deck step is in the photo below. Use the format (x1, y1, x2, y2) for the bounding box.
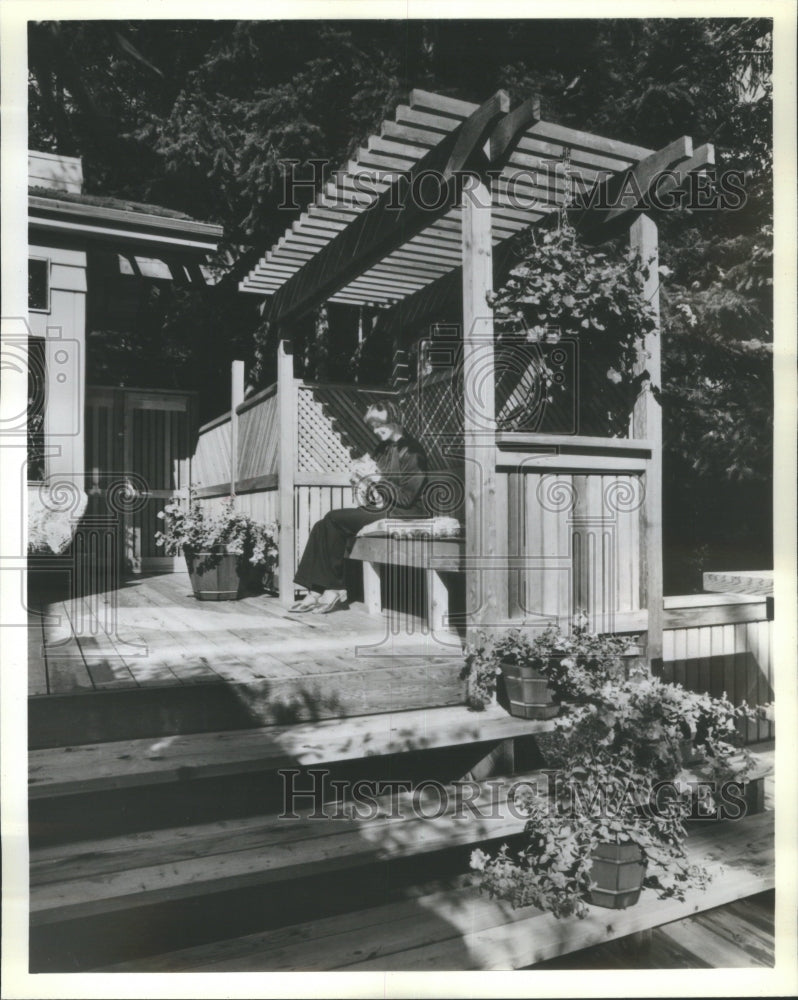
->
(30, 767, 540, 929)
(28, 653, 465, 749)
(29, 702, 554, 799)
(96, 810, 774, 972)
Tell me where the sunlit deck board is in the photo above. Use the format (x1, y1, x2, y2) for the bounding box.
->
(39, 600, 95, 694)
(28, 572, 465, 700)
(28, 608, 50, 695)
(530, 891, 774, 969)
(62, 595, 139, 689)
(98, 809, 773, 972)
(28, 701, 550, 799)
(30, 768, 544, 924)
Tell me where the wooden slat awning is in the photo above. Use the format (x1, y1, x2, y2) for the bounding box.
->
(240, 89, 707, 323)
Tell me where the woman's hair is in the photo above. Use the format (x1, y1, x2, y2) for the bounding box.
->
(364, 399, 403, 428)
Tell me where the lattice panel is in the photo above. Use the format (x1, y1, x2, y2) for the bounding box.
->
(296, 385, 356, 473)
(398, 371, 463, 474)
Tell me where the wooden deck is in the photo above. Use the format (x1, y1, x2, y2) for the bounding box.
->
(531, 890, 774, 969)
(28, 569, 465, 694)
(28, 570, 466, 745)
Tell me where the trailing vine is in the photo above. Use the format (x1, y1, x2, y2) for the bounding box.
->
(488, 221, 659, 436)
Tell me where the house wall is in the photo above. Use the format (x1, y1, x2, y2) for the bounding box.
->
(28, 243, 87, 487)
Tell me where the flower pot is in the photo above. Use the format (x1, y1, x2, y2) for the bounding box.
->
(679, 737, 706, 766)
(589, 841, 646, 909)
(185, 551, 243, 601)
(499, 659, 558, 720)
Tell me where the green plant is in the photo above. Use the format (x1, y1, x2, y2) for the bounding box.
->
(461, 623, 637, 712)
(472, 747, 709, 919)
(460, 628, 533, 710)
(469, 625, 757, 917)
(155, 491, 278, 577)
(547, 666, 752, 785)
(487, 221, 658, 435)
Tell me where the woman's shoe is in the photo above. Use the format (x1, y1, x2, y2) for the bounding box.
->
(312, 591, 348, 615)
(288, 594, 320, 613)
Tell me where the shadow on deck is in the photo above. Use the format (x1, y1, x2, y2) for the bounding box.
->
(27, 569, 466, 747)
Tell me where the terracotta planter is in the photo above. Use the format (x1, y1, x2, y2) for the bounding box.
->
(589, 841, 646, 909)
(499, 660, 558, 720)
(185, 551, 243, 601)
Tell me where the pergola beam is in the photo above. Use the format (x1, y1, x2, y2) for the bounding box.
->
(570, 135, 701, 240)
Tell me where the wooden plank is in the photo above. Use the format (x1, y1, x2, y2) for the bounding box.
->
(656, 912, 770, 968)
(102, 810, 772, 972)
(495, 451, 648, 473)
(462, 170, 507, 631)
(349, 534, 464, 573)
(28, 604, 50, 696)
(496, 432, 652, 454)
(703, 571, 774, 597)
(64, 595, 139, 691)
(28, 702, 552, 800)
(362, 561, 382, 615)
(339, 812, 773, 971)
(277, 340, 297, 605)
(571, 135, 694, 237)
(108, 584, 215, 686)
(663, 594, 767, 629)
(30, 772, 533, 925)
(630, 215, 663, 672)
(40, 600, 95, 694)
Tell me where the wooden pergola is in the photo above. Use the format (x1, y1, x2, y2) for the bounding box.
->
(241, 89, 715, 669)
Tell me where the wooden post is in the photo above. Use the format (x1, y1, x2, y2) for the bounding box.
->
(230, 360, 245, 497)
(362, 561, 382, 616)
(462, 172, 507, 633)
(630, 214, 663, 671)
(277, 340, 297, 606)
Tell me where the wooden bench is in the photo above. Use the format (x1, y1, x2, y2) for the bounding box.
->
(348, 529, 465, 637)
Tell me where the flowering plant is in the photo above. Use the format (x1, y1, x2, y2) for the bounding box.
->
(155, 491, 278, 577)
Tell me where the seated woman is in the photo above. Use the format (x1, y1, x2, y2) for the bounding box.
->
(290, 399, 427, 614)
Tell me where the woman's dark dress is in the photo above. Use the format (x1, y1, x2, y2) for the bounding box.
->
(293, 436, 427, 593)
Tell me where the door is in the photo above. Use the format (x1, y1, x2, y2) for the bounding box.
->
(86, 387, 195, 575)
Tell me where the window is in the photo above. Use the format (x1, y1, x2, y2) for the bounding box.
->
(27, 338, 46, 481)
(28, 257, 50, 312)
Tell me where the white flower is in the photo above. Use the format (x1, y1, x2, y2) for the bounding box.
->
(470, 849, 489, 872)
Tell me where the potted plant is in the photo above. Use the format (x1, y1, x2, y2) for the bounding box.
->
(155, 492, 278, 601)
(461, 621, 637, 718)
(469, 624, 756, 916)
(461, 628, 558, 719)
(472, 747, 709, 916)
